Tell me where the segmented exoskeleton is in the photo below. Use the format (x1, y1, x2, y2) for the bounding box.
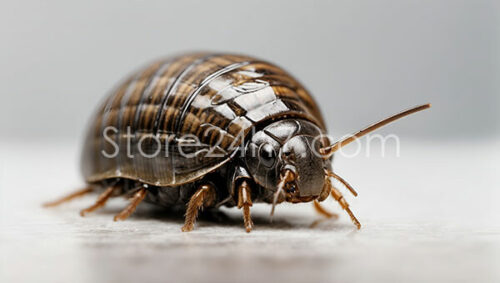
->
(45, 52, 430, 232)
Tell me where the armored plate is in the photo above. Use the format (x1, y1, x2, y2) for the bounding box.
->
(81, 53, 326, 186)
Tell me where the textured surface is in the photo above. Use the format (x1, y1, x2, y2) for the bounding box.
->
(1, 139, 499, 283)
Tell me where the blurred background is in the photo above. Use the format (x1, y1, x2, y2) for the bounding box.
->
(1, 0, 498, 141)
(1, 1, 499, 283)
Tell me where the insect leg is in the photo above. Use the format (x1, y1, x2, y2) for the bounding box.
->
(43, 186, 94, 207)
(80, 185, 119, 216)
(328, 177, 361, 229)
(313, 200, 338, 219)
(237, 180, 254, 233)
(181, 184, 216, 232)
(313, 176, 338, 219)
(326, 171, 358, 196)
(114, 187, 147, 221)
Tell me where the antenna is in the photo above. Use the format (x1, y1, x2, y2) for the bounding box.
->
(320, 104, 431, 158)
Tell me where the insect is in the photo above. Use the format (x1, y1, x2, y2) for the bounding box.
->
(45, 52, 430, 232)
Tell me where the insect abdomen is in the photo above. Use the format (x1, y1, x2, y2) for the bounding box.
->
(81, 53, 325, 186)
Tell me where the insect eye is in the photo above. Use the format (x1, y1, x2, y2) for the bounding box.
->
(282, 150, 293, 160)
(259, 143, 276, 168)
(286, 183, 296, 193)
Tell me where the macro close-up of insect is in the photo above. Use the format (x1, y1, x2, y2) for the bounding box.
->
(3, 2, 498, 282)
(44, 53, 430, 232)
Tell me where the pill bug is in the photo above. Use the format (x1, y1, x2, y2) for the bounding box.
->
(45, 52, 430, 232)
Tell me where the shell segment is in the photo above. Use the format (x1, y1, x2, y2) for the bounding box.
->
(82, 53, 325, 186)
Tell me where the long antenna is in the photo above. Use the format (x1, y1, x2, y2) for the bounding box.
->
(320, 103, 431, 158)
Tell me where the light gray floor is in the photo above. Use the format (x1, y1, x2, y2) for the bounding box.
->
(1, 139, 499, 283)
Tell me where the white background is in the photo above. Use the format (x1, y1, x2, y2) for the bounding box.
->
(1, 0, 498, 140)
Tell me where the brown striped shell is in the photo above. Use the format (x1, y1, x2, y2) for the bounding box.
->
(81, 53, 326, 186)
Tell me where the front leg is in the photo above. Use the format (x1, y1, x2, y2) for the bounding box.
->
(237, 180, 254, 233)
(181, 184, 216, 232)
